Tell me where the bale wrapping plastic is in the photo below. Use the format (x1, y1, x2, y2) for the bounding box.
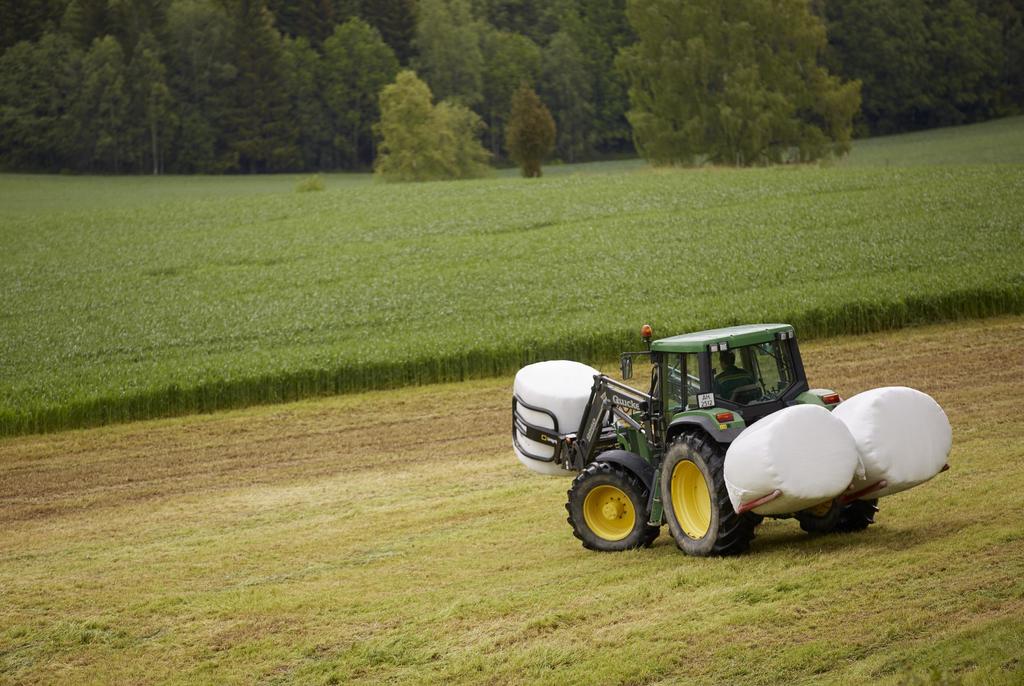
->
(513, 360, 599, 476)
(724, 404, 862, 515)
(832, 386, 951, 499)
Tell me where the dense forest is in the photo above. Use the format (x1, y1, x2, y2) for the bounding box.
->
(0, 0, 1021, 174)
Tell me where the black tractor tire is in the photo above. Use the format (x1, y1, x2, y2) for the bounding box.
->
(836, 498, 879, 532)
(796, 500, 843, 534)
(661, 433, 758, 557)
(797, 498, 879, 534)
(566, 462, 661, 552)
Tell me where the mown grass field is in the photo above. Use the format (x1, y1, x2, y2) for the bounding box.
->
(1, 317, 1022, 684)
(3, 116, 1024, 435)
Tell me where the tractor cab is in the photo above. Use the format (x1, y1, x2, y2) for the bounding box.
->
(621, 323, 839, 435)
(653, 324, 810, 425)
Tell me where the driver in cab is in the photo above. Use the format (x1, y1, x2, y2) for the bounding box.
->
(714, 350, 757, 401)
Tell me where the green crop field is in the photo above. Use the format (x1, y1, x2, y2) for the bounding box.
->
(2, 319, 1022, 684)
(2, 120, 1023, 436)
(842, 115, 1024, 167)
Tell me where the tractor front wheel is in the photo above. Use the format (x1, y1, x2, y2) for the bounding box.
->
(661, 433, 758, 556)
(566, 462, 660, 551)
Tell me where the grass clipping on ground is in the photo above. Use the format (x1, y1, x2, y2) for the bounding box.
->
(1, 317, 1023, 684)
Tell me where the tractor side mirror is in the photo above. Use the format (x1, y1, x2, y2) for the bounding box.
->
(620, 355, 633, 380)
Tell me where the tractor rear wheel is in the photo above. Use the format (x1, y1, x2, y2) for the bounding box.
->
(836, 498, 879, 532)
(566, 462, 660, 552)
(797, 498, 879, 534)
(661, 433, 758, 557)
(796, 499, 843, 534)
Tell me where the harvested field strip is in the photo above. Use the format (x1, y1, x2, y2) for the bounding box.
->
(1, 317, 1022, 684)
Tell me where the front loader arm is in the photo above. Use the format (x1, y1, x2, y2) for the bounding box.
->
(569, 374, 662, 471)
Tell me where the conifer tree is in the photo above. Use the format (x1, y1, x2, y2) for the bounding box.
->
(128, 32, 174, 174)
(563, 0, 635, 155)
(108, 0, 169, 59)
(282, 36, 330, 169)
(0, 0, 65, 52)
(77, 35, 130, 171)
(221, 0, 296, 171)
(266, 0, 334, 46)
(352, 0, 417, 65)
(0, 32, 83, 170)
(60, 0, 110, 49)
(505, 83, 554, 177)
(164, 0, 235, 172)
(480, 28, 540, 157)
(539, 30, 592, 162)
(823, 0, 1004, 134)
(413, 0, 484, 106)
(322, 18, 399, 168)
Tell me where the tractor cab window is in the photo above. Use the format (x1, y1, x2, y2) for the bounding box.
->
(712, 340, 796, 405)
(665, 353, 703, 414)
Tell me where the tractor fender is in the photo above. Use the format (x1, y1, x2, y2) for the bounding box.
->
(595, 450, 656, 491)
(667, 416, 744, 444)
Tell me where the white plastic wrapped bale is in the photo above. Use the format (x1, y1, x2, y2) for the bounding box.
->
(832, 386, 951, 499)
(513, 360, 599, 476)
(724, 404, 862, 515)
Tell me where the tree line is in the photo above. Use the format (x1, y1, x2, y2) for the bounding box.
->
(0, 0, 1021, 174)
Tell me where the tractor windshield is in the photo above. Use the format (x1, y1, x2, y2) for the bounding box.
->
(712, 340, 796, 405)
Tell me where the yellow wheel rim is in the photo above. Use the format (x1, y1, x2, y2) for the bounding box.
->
(582, 485, 635, 541)
(671, 461, 711, 539)
(806, 500, 833, 517)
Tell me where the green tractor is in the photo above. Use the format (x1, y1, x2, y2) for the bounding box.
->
(512, 323, 877, 556)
